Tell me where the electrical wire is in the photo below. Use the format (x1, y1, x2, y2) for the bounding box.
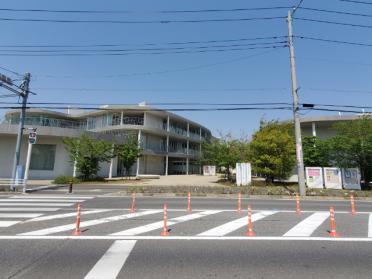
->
(0, 45, 288, 57)
(299, 7, 372, 18)
(0, 16, 286, 24)
(338, 0, 372, 4)
(0, 7, 291, 14)
(294, 17, 372, 29)
(0, 41, 287, 53)
(0, 65, 22, 76)
(0, 36, 287, 48)
(296, 35, 372, 47)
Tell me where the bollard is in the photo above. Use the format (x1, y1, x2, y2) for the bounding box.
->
(350, 195, 356, 215)
(160, 203, 170, 236)
(237, 192, 242, 213)
(68, 181, 73, 194)
(130, 193, 136, 213)
(296, 193, 301, 215)
(329, 206, 340, 237)
(245, 205, 256, 237)
(187, 192, 192, 212)
(72, 203, 81, 236)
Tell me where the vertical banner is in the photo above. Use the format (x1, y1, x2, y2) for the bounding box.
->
(305, 167, 324, 189)
(203, 165, 216, 176)
(342, 168, 361, 190)
(236, 163, 242, 186)
(324, 167, 342, 189)
(236, 163, 252, 186)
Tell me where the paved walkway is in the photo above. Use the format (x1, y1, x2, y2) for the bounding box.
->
(136, 175, 220, 187)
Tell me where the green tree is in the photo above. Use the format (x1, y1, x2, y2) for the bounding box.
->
(63, 134, 113, 180)
(114, 136, 142, 177)
(302, 136, 330, 167)
(200, 134, 249, 180)
(327, 116, 372, 186)
(249, 121, 296, 183)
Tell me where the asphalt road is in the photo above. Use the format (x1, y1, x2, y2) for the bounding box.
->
(0, 190, 371, 278)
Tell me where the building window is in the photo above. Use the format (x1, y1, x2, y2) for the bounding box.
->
(30, 144, 56, 171)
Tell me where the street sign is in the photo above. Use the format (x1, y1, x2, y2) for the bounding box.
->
(28, 131, 37, 144)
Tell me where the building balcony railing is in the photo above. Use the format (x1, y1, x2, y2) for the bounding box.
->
(4, 116, 86, 130)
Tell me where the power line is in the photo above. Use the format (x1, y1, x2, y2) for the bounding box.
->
(0, 6, 290, 14)
(0, 65, 22, 76)
(0, 35, 287, 48)
(0, 16, 286, 24)
(296, 35, 372, 47)
(0, 45, 287, 57)
(0, 105, 293, 112)
(299, 7, 372, 18)
(0, 41, 287, 53)
(294, 17, 372, 29)
(34, 48, 284, 79)
(306, 88, 372, 94)
(338, 0, 372, 4)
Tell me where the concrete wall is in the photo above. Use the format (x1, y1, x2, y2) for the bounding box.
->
(0, 134, 73, 179)
(144, 113, 165, 130)
(143, 155, 164, 175)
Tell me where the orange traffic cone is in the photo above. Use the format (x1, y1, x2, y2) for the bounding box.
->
(160, 203, 170, 236)
(72, 203, 81, 236)
(130, 192, 136, 213)
(187, 192, 192, 213)
(350, 195, 356, 215)
(245, 205, 256, 237)
(237, 192, 242, 214)
(296, 193, 301, 215)
(329, 206, 340, 237)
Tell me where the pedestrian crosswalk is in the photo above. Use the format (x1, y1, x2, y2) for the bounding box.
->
(2, 208, 370, 238)
(0, 195, 94, 228)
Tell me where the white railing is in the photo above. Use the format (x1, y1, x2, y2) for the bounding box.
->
(0, 178, 26, 189)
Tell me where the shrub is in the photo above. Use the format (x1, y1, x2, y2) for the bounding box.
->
(53, 176, 80, 185)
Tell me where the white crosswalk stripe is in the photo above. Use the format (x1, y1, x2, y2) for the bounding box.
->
(198, 211, 277, 236)
(0, 213, 42, 218)
(84, 240, 136, 279)
(0, 199, 84, 203)
(283, 212, 329, 237)
(111, 210, 221, 236)
(0, 195, 94, 229)
(26, 210, 110, 222)
(20, 210, 161, 236)
(0, 203, 74, 207)
(368, 213, 372, 238)
(0, 221, 21, 227)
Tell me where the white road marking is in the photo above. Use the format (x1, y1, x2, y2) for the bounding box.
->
(0, 199, 84, 203)
(0, 203, 73, 207)
(283, 212, 329, 237)
(111, 210, 221, 236)
(20, 210, 161, 236)
(198, 211, 277, 236)
(0, 213, 43, 218)
(0, 208, 60, 212)
(369, 213, 372, 238)
(0, 221, 21, 227)
(26, 210, 110, 222)
(0, 235, 371, 242)
(9, 196, 94, 199)
(84, 240, 136, 279)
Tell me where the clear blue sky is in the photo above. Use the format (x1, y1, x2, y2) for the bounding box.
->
(0, 0, 371, 137)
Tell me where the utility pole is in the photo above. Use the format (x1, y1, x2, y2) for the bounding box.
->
(11, 72, 31, 190)
(287, 10, 306, 196)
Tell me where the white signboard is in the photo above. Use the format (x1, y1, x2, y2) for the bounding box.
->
(342, 168, 361, 190)
(305, 167, 324, 189)
(324, 167, 342, 189)
(236, 163, 252, 186)
(203, 165, 216, 176)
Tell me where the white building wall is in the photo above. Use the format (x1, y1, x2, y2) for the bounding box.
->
(0, 135, 73, 179)
(144, 113, 165, 130)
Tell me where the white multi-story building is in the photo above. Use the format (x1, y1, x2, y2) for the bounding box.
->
(0, 104, 211, 179)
